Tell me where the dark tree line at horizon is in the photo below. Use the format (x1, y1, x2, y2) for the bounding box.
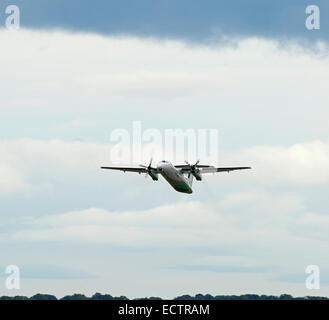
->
(0, 293, 328, 300)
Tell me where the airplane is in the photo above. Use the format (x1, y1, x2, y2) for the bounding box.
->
(101, 159, 251, 194)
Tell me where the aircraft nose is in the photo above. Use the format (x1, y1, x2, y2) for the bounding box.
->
(157, 162, 165, 172)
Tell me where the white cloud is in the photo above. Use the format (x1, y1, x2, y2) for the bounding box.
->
(1, 29, 329, 133)
(0, 139, 109, 196)
(60, 119, 100, 128)
(1, 29, 329, 298)
(2, 192, 321, 249)
(297, 212, 329, 240)
(0, 161, 28, 196)
(8, 202, 221, 246)
(223, 140, 329, 186)
(3, 188, 327, 286)
(1, 191, 328, 297)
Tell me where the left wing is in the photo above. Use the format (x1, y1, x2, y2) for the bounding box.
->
(216, 166, 251, 172)
(175, 165, 212, 169)
(201, 166, 251, 174)
(175, 165, 251, 174)
(175, 164, 212, 173)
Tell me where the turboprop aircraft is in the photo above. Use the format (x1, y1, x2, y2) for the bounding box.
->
(101, 159, 251, 194)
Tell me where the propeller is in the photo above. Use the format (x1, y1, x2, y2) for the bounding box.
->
(139, 158, 155, 178)
(185, 160, 201, 180)
(185, 159, 200, 172)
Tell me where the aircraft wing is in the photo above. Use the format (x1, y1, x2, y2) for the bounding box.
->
(176, 164, 251, 174)
(200, 166, 251, 174)
(175, 165, 212, 169)
(101, 166, 148, 173)
(175, 165, 213, 173)
(216, 166, 251, 172)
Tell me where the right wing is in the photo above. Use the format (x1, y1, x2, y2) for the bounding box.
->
(101, 166, 148, 173)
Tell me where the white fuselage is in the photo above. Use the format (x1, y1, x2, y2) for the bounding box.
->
(156, 161, 193, 194)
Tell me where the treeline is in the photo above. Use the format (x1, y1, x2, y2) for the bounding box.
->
(0, 293, 328, 300)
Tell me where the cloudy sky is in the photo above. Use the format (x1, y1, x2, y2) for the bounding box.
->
(0, 1, 329, 298)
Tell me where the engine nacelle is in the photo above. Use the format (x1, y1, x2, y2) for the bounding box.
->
(148, 169, 159, 181)
(192, 171, 202, 181)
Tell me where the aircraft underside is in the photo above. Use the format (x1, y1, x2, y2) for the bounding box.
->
(160, 169, 193, 194)
(101, 159, 251, 194)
